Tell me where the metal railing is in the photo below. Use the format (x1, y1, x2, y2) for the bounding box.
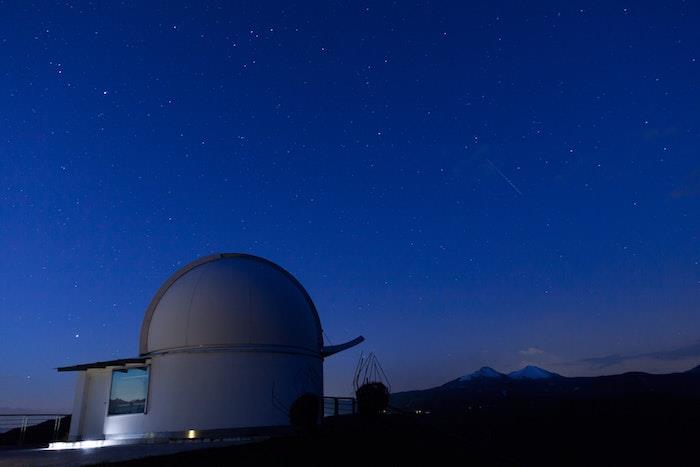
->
(0, 399, 352, 446)
(323, 397, 356, 417)
(0, 414, 70, 446)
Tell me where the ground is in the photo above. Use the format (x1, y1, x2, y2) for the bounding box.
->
(102, 403, 697, 467)
(2, 397, 697, 466)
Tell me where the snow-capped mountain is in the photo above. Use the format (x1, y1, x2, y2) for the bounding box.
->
(507, 365, 559, 380)
(451, 365, 559, 383)
(458, 366, 505, 381)
(393, 363, 700, 417)
(393, 364, 700, 415)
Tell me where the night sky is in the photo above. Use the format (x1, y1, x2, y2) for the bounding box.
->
(1, 1, 699, 411)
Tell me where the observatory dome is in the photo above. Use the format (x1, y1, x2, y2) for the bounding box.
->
(139, 253, 323, 356)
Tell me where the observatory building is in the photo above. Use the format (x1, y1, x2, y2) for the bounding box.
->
(57, 253, 363, 442)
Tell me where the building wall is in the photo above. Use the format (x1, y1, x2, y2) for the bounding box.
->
(67, 373, 86, 441)
(69, 369, 110, 440)
(102, 350, 322, 438)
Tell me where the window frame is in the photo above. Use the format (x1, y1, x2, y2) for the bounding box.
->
(106, 365, 150, 416)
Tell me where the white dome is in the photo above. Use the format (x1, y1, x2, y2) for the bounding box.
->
(139, 253, 323, 355)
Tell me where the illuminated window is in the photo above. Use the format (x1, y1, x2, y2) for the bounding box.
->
(108, 366, 149, 415)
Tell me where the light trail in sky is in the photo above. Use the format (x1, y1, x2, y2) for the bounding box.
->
(486, 159, 522, 196)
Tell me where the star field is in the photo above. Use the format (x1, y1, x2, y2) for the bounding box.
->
(0, 1, 698, 410)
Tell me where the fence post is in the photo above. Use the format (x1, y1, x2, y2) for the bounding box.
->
(19, 416, 28, 445)
(53, 416, 61, 441)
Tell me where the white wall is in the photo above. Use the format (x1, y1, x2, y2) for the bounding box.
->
(67, 373, 86, 441)
(102, 350, 322, 438)
(69, 369, 110, 440)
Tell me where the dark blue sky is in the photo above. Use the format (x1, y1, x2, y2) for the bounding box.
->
(1, 1, 698, 411)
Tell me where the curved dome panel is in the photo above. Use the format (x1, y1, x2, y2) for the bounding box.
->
(140, 254, 323, 355)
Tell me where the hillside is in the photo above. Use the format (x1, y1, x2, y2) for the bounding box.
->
(391, 365, 700, 412)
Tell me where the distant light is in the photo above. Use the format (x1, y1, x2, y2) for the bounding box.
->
(187, 429, 197, 439)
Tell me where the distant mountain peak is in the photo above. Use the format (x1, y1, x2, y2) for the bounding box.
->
(508, 365, 559, 380)
(686, 364, 700, 374)
(458, 366, 505, 381)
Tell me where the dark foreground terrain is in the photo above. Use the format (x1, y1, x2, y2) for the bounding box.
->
(0, 416, 70, 448)
(101, 396, 697, 467)
(99, 367, 700, 466)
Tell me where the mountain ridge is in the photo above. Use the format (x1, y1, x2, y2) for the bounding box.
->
(457, 366, 505, 381)
(393, 364, 700, 413)
(449, 363, 700, 385)
(452, 364, 558, 384)
(508, 365, 560, 379)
